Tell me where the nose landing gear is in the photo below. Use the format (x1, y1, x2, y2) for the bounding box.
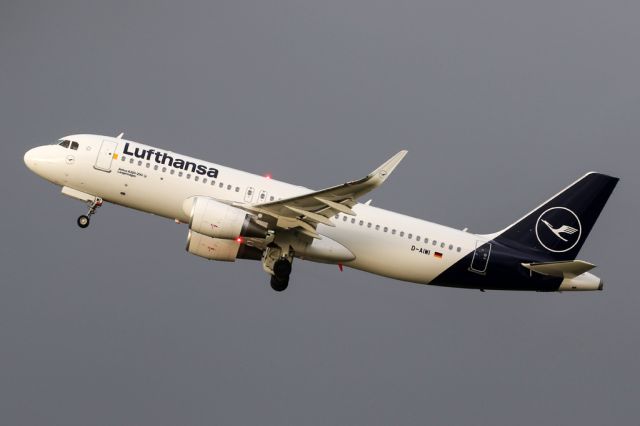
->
(77, 197, 103, 229)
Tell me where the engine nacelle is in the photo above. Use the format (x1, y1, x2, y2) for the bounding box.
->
(186, 230, 263, 262)
(188, 197, 267, 239)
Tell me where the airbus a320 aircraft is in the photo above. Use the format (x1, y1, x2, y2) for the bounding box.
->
(24, 134, 618, 292)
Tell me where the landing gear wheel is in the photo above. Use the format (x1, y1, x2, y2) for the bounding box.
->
(270, 275, 289, 292)
(77, 215, 90, 228)
(273, 259, 292, 280)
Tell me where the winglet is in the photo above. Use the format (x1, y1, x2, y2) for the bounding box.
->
(367, 150, 408, 185)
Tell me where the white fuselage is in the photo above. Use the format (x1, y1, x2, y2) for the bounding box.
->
(24, 134, 489, 285)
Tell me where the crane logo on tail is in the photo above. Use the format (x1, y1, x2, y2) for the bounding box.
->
(540, 220, 578, 242)
(535, 207, 582, 253)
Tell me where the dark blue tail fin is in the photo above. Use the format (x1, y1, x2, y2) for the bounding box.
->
(495, 172, 619, 260)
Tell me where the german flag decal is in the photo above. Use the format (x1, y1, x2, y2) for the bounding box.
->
(434, 252, 443, 259)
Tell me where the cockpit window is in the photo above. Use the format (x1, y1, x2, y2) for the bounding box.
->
(70, 141, 79, 150)
(58, 140, 70, 148)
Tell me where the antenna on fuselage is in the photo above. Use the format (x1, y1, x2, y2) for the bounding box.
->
(116, 132, 124, 139)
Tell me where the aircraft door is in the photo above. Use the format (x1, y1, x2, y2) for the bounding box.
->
(470, 240, 491, 274)
(94, 140, 118, 172)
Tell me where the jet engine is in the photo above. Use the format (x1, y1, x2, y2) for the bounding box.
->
(186, 230, 263, 262)
(188, 197, 267, 239)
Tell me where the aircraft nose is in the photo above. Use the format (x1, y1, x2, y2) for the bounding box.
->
(24, 147, 38, 171)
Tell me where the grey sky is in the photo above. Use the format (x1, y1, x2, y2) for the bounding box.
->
(1, 1, 639, 425)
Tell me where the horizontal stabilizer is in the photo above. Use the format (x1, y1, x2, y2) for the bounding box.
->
(522, 260, 595, 278)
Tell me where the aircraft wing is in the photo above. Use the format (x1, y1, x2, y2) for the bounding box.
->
(236, 150, 407, 238)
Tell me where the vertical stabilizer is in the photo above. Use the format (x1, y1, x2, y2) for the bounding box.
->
(495, 172, 619, 260)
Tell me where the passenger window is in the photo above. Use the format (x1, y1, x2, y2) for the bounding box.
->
(162, 167, 167, 172)
(375, 225, 380, 230)
(195, 176, 199, 182)
(59, 140, 70, 148)
(146, 163, 150, 168)
(400, 231, 405, 237)
(416, 236, 421, 242)
(70, 142, 79, 150)
(457, 247, 461, 252)
(270, 196, 275, 201)
(392, 229, 396, 235)
(186, 174, 191, 179)
(170, 169, 175, 175)
(178, 171, 183, 177)
(202, 178, 207, 184)
(130, 158, 134, 164)
(359, 220, 363, 226)
(211, 180, 216, 186)
(235, 187, 240, 192)
(227, 184, 232, 190)
(154, 165, 158, 170)
(440, 242, 445, 248)
(351, 218, 356, 224)
(367, 222, 372, 228)
(432, 240, 437, 246)
(449, 244, 453, 250)
(219, 182, 224, 188)
(138, 160, 142, 166)
(408, 234, 412, 240)
(343, 216, 347, 221)
(384, 227, 388, 232)
(121, 156, 126, 161)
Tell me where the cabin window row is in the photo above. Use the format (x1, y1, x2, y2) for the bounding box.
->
(335, 214, 462, 252)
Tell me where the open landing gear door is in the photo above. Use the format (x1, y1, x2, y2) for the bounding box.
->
(94, 140, 118, 172)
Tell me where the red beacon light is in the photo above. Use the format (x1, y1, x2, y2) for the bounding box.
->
(265, 173, 272, 179)
(235, 237, 244, 244)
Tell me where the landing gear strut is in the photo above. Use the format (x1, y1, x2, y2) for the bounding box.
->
(77, 197, 103, 229)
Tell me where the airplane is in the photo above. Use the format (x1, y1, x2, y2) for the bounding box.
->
(24, 134, 619, 292)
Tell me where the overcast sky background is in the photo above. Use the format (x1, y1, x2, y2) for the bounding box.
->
(1, 1, 639, 425)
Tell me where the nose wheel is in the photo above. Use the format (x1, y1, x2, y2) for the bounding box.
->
(77, 215, 90, 228)
(77, 198, 103, 229)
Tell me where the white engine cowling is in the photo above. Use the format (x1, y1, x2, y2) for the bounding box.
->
(188, 197, 267, 239)
(186, 230, 263, 262)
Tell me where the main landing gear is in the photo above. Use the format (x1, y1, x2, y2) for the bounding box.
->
(77, 197, 103, 229)
(270, 258, 292, 292)
(263, 244, 294, 292)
